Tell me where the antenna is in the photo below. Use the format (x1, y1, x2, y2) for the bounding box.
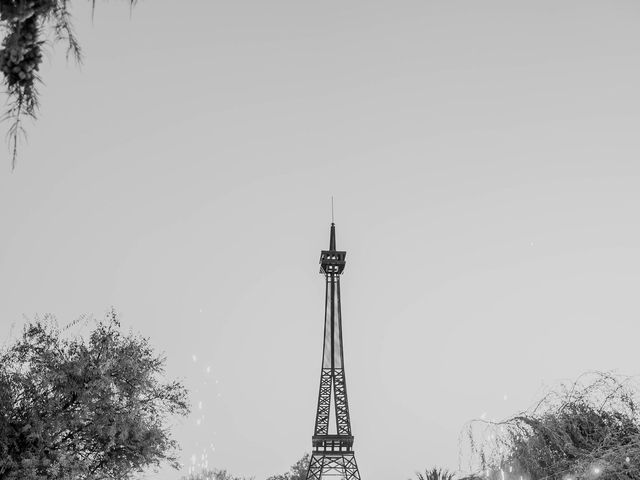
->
(331, 196, 334, 224)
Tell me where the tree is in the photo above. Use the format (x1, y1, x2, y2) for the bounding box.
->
(180, 469, 255, 480)
(0, 0, 136, 170)
(180, 453, 309, 480)
(463, 372, 640, 480)
(414, 468, 456, 480)
(265, 453, 310, 480)
(0, 310, 190, 480)
(179, 469, 254, 480)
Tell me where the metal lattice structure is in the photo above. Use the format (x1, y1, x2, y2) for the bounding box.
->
(306, 223, 361, 480)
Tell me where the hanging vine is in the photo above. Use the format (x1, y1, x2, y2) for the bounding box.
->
(0, 0, 135, 170)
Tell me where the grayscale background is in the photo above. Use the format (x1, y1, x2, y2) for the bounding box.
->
(1, 1, 640, 479)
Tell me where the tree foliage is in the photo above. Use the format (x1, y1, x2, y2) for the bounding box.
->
(180, 453, 309, 480)
(0, 310, 190, 480)
(180, 469, 254, 480)
(414, 468, 456, 480)
(265, 453, 310, 480)
(0, 0, 136, 169)
(463, 372, 640, 480)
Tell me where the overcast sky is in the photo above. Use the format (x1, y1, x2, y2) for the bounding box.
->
(2, 1, 640, 479)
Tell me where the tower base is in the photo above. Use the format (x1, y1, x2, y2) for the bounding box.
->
(306, 452, 361, 480)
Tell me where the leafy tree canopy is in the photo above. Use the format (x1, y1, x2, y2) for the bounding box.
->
(463, 372, 640, 480)
(180, 453, 309, 480)
(180, 468, 254, 480)
(0, 310, 190, 480)
(413, 468, 456, 480)
(265, 453, 310, 480)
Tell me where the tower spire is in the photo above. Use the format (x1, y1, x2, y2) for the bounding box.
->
(331, 196, 334, 224)
(329, 223, 336, 251)
(329, 197, 336, 250)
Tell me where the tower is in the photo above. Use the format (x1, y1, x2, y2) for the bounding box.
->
(306, 222, 362, 480)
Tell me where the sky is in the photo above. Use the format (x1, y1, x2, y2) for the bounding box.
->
(1, 1, 640, 479)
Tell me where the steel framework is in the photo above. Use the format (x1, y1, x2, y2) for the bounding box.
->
(306, 223, 361, 480)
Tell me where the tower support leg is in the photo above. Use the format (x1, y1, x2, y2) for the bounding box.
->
(305, 452, 361, 480)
